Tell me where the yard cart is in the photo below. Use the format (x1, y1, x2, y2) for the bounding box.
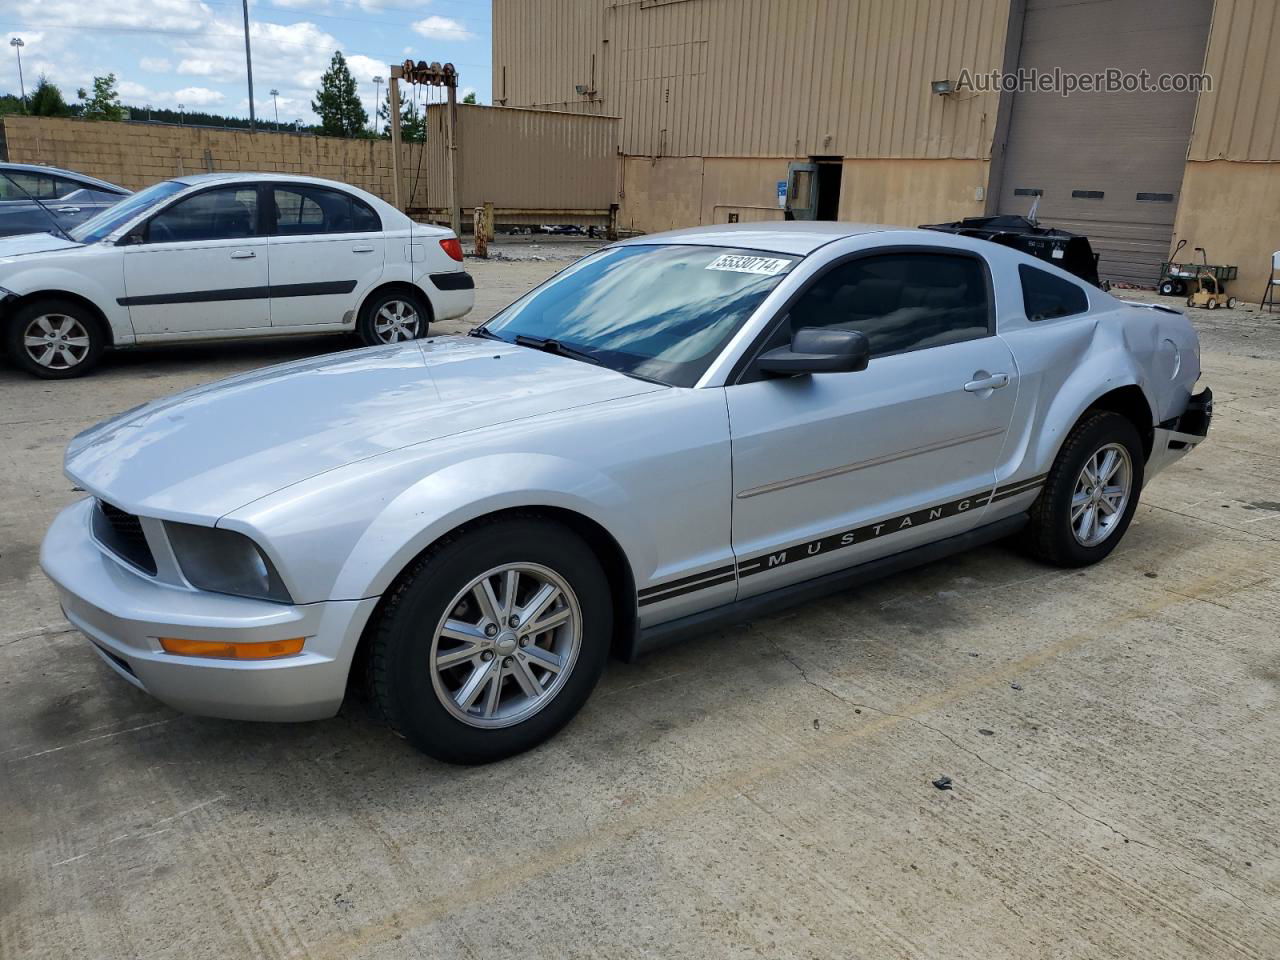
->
(1158, 241, 1239, 308)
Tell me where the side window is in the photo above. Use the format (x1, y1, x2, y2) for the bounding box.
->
(784, 252, 991, 358)
(146, 187, 260, 243)
(1, 172, 60, 200)
(1019, 264, 1089, 321)
(272, 186, 380, 235)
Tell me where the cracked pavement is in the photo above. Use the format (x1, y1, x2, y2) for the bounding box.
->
(2, 260, 1278, 959)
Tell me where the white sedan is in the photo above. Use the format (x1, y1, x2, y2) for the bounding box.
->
(0, 173, 474, 378)
(41, 223, 1211, 763)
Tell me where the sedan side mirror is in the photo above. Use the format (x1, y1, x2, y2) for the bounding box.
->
(757, 327, 871, 377)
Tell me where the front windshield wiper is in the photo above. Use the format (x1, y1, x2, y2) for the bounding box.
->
(467, 325, 505, 341)
(513, 334, 601, 366)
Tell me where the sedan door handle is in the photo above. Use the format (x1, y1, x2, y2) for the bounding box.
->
(55, 205, 81, 214)
(229, 250, 257, 259)
(352, 245, 375, 253)
(964, 373, 1010, 392)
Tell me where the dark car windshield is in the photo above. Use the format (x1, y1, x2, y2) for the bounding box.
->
(70, 180, 186, 244)
(480, 244, 798, 386)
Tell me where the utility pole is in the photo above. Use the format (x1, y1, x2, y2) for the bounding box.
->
(269, 88, 279, 129)
(388, 66, 403, 211)
(178, 103, 185, 125)
(373, 76, 383, 135)
(241, 0, 256, 131)
(8, 37, 24, 108)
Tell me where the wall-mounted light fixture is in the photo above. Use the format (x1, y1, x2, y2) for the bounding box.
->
(931, 79, 956, 96)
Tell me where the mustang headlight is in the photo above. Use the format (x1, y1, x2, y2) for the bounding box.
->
(165, 522, 293, 603)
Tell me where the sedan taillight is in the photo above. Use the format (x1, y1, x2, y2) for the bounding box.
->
(439, 237, 464, 262)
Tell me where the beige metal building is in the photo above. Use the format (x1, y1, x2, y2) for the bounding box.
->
(493, 0, 1279, 295)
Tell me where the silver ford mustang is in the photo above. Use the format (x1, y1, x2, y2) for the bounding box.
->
(41, 223, 1212, 763)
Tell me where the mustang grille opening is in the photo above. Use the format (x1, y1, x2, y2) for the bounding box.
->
(93, 500, 158, 575)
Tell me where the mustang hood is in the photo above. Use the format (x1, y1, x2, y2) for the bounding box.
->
(65, 337, 663, 521)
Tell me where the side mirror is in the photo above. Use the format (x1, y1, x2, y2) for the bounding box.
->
(757, 327, 871, 376)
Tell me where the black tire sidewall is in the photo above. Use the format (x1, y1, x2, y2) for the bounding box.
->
(373, 519, 612, 764)
(356, 289, 430, 347)
(6, 299, 105, 379)
(1033, 412, 1145, 567)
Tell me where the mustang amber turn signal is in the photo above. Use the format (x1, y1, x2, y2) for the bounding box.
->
(439, 237, 464, 262)
(159, 637, 305, 660)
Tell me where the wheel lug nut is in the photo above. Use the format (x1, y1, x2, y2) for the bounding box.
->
(481, 651, 494, 662)
(519, 637, 529, 647)
(503, 656, 513, 666)
(508, 615, 520, 627)
(484, 624, 498, 638)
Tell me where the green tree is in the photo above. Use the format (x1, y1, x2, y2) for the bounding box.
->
(78, 73, 124, 120)
(377, 89, 426, 142)
(29, 76, 71, 117)
(462, 91, 477, 104)
(311, 51, 367, 137)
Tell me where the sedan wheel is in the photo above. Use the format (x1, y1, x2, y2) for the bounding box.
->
(430, 563, 583, 728)
(373, 299, 421, 343)
(24, 313, 92, 371)
(1069, 442, 1132, 547)
(5, 299, 104, 379)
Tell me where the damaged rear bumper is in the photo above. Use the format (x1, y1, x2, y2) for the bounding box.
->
(1146, 387, 1212, 483)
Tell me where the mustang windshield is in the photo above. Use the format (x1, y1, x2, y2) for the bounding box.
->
(481, 244, 798, 386)
(69, 180, 186, 244)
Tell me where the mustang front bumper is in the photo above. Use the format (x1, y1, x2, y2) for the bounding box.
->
(40, 498, 378, 721)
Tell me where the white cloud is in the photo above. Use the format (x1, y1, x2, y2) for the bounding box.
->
(173, 85, 224, 106)
(140, 57, 172, 72)
(412, 16, 474, 42)
(20, 0, 213, 34)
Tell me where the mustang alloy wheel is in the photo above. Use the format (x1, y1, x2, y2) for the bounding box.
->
(6, 299, 105, 379)
(1022, 410, 1145, 567)
(429, 562, 583, 728)
(1069, 442, 1132, 547)
(357, 290, 429, 346)
(369, 516, 611, 764)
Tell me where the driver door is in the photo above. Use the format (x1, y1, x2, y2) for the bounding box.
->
(121, 185, 270, 337)
(727, 248, 1018, 599)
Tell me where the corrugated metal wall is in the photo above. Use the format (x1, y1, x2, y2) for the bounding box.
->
(415, 104, 620, 210)
(1189, 0, 1280, 161)
(492, 0, 1011, 159)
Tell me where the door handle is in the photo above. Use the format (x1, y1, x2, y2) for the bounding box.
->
(55, 205, 81, 214)
(230, 250, 256, 259)
(352, 245, 375, 253)
(964, 373, 1010, 392)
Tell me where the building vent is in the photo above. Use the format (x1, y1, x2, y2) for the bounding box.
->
(1072, 190, 1105, 199)
(1136, 192, 1175, 202)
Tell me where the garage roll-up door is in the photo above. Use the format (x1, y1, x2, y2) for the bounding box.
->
(995, 0, 1211, 285)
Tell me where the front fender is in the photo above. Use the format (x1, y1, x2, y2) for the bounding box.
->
(330, 452, 650, 600)
(1, 263, 132, 344)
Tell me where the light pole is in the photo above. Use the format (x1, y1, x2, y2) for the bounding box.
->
(8, 37, 25, 108)
(269, 88, 279, 130)
(241, 0, 256, 131)
(178, 103, 184, 126)
(373, 75, 383, 135)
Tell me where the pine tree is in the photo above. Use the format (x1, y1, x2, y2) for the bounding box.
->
(377, 89, 426, 142)
(29, 76, 71, 117)
(311, 51, 368, 137)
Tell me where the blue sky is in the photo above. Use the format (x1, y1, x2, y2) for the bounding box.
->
(1, 0, 492, 125)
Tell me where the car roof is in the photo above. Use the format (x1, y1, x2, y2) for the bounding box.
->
(612, 221, 896, 256)
(171, 172, 371, 190)
(0, 161, 128, 194)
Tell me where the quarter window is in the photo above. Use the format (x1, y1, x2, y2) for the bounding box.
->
(1019, 264, 1089, 321)
(272, 186, 380, 235)
(146, 187, 260, 243)
(782, 252, 991, 358)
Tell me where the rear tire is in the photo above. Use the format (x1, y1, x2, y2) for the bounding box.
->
(1021, 411, 1145, 568)
(356, 288, 430, 347)
(1158, 280, 1176, 296)
(5, 298, 105, 379)
(370, 517, 612, 764)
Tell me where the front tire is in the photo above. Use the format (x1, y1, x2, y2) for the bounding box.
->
(5, 299, 105, 379)
(356, 289, 430, 347)
(1021, 411, 1145, 567)
(370, 517, 612, 764)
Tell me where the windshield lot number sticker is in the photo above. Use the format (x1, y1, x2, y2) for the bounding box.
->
(706, 254, 790, 276)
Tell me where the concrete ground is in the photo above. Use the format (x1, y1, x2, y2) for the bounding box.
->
(2, 257, 1278, 960)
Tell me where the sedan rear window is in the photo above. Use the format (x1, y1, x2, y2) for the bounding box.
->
(1020, 264, 1089, 321)
(481, 244, 798, 386)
